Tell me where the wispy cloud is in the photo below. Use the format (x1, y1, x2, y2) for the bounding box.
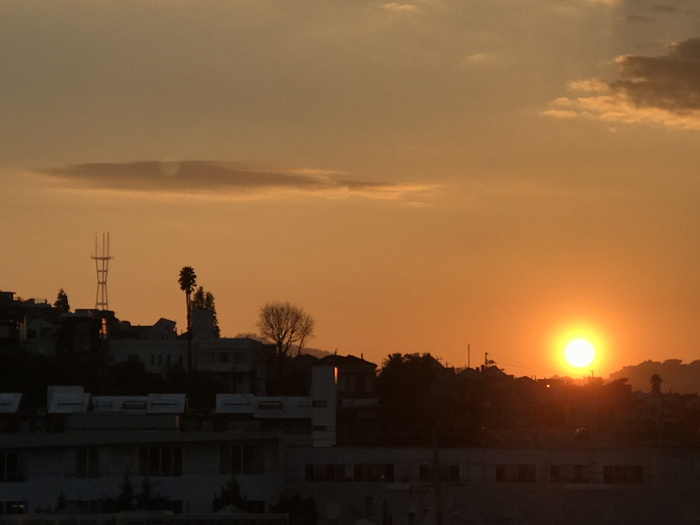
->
(651, 4, 681, 13)
(382, 3, 420, 14)
(35, 160, 434, 202)
(543, 38, 700, 130)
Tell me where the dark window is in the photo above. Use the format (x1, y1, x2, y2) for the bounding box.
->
(312, 400, 327, 408)
(418, 464, 459, 483)
(353, 463, 394, 482)
(76, 447, 99, 479)
(259, 401, 282, 410)
(305, 464, 348, 482)
(549, 464, 591, 483)
(603, 465, 644, 484)
(495, 464, 535, 483)
(138, 446, 183, 477)
(220, 443, 265, 475)
(0, 452, 25, 483)
(122, 400, 147, 411)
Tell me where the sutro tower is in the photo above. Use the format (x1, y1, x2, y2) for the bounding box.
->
(91, 233, 113, 310)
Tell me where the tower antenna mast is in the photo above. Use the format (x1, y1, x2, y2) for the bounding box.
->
(91, 233, 113, 310)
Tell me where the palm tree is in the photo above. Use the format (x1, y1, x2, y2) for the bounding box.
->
(178, 267, 197, 331)
(178, 266, 197, 371)
(650, 373, 663, 396)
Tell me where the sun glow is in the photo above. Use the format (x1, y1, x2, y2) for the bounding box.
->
(550, 324, 608, 375)
(564, 338, 595, 368)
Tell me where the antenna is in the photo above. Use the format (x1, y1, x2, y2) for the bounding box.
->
(91, 233, 113, 310)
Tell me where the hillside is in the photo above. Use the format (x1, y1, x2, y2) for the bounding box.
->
(608, 359, 700, 394)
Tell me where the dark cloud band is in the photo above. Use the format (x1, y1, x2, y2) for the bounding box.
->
(37, 160, 430, 200)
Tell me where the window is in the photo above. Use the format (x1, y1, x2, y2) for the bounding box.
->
(76, 447, 99, 479)
(418, 464, 459, 483)
(220, 443, 265, 475)
(219, 353, 229, 364)
(353, 463, 394, 482)
(305, 464, 348, 482)
(603, 465, 644, 484)
(258, 401, 282, 410)
(312, 400, 327, 408)
(495, 464, 536, 483)
(138, 446, 183, 477)
(550, 465, 591, 484)
(0, 501, 27, 515)
(0, 452, 26, 482)
(122, 400, 147, 411)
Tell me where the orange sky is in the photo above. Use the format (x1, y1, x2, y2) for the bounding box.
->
(2, 0, 700, 379)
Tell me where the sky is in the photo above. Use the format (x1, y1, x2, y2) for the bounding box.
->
(2, 0, 700, 379)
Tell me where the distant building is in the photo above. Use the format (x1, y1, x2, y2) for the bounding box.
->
(108, 318, 187, 374)
(196, 337, 267, 394)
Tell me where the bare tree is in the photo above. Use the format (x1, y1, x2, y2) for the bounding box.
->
(257, 301, 315, 357)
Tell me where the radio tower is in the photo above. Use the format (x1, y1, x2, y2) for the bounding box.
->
(91, 233, 113, 311)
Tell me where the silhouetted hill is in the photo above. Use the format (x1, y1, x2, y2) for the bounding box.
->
(233, 333, 331, 359)
(608, 359, 700, 394)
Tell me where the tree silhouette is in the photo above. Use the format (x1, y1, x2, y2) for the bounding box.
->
(178, 266, 197, 371)
(212, 477, 258, 513)
(257, 301, 315, 357)
(53, 289, 70, 313)
(178, 266, 197, 333)
(191, 286, 220, 337)
(650, 373, 663, 396)
(99, 472, 171, 513)
(376, 353, 438, 445)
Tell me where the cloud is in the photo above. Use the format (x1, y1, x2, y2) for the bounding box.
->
(586, 0, 620, 5)
(651, 4, 681, 13)
(543, 38, 700, 130)
(382, 3, 420, 13)
(460, 53, 491, 67)
(624, 14, 650, 22)
(35, 160, 434, 201)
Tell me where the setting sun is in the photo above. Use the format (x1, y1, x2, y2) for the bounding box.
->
(564, 339, 595, 368)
